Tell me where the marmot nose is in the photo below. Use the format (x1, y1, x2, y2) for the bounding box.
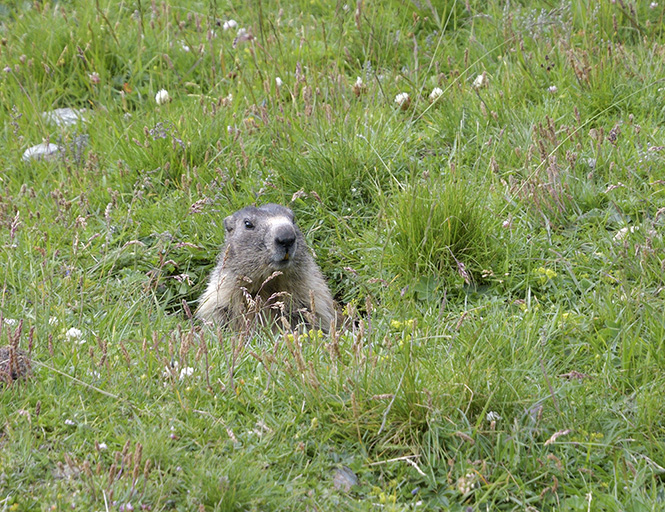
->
(274, 226, 296, 252)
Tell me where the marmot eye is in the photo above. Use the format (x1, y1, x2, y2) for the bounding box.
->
(244, 220, 254, 229)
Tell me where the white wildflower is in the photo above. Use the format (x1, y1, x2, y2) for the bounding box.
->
(65, 327, 86, 345)
(486, 411, 502, 422)
(429, 87, 443, 102)
(472, 72, 487, 90)
(223, 19, 238, 30)
(275, 76, 283, 88)
(179, 367, 194, 380)
(98, 442, 108, 450)
(65, 327, 83, 340)
(614, 226, 639, 242)
(394, 92, 410, 110)
(548, 85, 558, 94)
(155, 89, 170, 105)
(650, 2, 658, 8)
(456, 472, 477, 494)
(48, 317, 58, 325)
(64, 419, 76, 426)
(179, 41, 191, 52)
(3, 318, 18, 326)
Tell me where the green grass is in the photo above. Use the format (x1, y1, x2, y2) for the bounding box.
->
(1, 0, 665, 510)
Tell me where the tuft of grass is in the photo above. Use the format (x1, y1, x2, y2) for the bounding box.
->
(385, 173, 499, 288)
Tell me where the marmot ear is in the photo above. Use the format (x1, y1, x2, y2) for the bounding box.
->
(223, 215, 235, 232)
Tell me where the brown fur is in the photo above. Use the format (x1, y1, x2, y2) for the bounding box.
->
(196, 204, 335, 332)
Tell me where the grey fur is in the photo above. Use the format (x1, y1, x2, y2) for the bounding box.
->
(196, 204, 335, 332)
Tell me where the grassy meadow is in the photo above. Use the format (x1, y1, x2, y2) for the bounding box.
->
(1, 0, 665, 509)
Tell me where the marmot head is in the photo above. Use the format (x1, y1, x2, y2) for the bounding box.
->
(223, 203, 304, 273)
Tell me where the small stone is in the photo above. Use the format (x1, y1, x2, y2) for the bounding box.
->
(41, 108, 88, 127)
(22, 143, 61, 162)
(332, 466, 358, 492)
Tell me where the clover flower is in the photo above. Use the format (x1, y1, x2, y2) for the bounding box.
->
(66, 327, 86, 344)
(394, 92, 410, 110)
(179, 367, 194, 380)
(456, 472, 478, 494)
(155, 89, 170, 105)
(352, 76, 366, 97)
(472, 72, 487, 90)
(429, 87, 443, 102)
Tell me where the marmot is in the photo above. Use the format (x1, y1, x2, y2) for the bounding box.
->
(196, 203, 336, 333)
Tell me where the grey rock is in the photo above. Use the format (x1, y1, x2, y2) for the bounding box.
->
(41, 108, 88, 127)
(332, 466, 358, 492)
(22, 143, 61, 162)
